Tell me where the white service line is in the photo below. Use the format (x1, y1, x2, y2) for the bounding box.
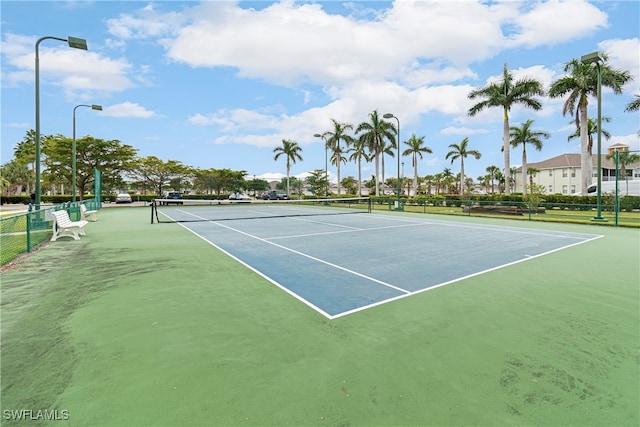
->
(212, 220, 412, 295)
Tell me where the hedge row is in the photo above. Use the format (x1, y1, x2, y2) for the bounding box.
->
(2, 193, 639, 211)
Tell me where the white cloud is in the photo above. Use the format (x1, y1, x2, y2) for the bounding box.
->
(441, 126, 489, 136)
(599, 38, 640, 93)
(106, 3, 187, 39)
(505, 0, 608, 48)
(1, 33, 135, 97)
(103, 102, 155, 118)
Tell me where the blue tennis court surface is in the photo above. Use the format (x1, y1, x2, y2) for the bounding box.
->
(175, 213, 602, 319)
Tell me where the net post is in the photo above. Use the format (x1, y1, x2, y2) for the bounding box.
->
(151, 199, 156, 224)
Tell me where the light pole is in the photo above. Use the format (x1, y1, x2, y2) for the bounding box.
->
(314, 133, 328, 197)
(72, 104, 102, 202)
(35, 36, 88, 209)
(383, 113, 401, 209)
(581, 51, 606, 222)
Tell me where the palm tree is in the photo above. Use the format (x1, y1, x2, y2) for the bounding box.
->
(567, 117, 611, 155)
(509, 119, 550, 195)
(0, 159, 32, 195)
(424, 174, 435, 195)
(433, 173, 443, 195)
(468, 63, 544, 195)
(356, 110, 396, 196)
(348, 135, 371, 197)
(607, 150, 640, 193)
(446, 138, 481, 194)
(527, 167, 540, 187)
(402, 134, 432, 196)
(441, 168, 455, 193)
(273, 139, 303, 196)
(485, 165, 500, 194)
(549, 55, 632, 194)
(322, 119, 353, 196)
(380, 140, 396, 193)
(625, 94, 640, 112)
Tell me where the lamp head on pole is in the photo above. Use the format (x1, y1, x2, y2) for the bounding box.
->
(313, 133, 322, 138)
(383, 113, 394, 119)
(67, 36, 88, 50)
(91, 104, 102, 111)
(581, 51, 604, 64)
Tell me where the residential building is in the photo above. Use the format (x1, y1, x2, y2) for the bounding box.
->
(514, 144, 640, 195)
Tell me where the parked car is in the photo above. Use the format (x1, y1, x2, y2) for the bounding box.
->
(115, 193, 132, 204)
(162, 191, 183, 205)
(229, 193, 251, 202)
(263, 190, 290, 200)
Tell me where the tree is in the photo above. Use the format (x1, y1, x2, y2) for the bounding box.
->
(322, 119, 353, 196)
(527, 167, 540, 187)
(549, 55, 632, 194)
(485, 165, 500, 194)
(340, 176, 358, 195)
(364, 174, 377, 194)
(424, 174, 435, 195)
(246, 177, 270, 198)
(13, 130, 37, 172)
(445, 138, 481, 194)
(441, 168, 455, 193)
(273, 139, 303, 196)
(285, 176, 303, 197)
(468, 63, 544, 195)
(356, 110, 396, 196)
(128, 156, 190, 196)
(433, 173, 443, 194)
(607, 150, 640, 193)
(348, 135, 371, 197)
(44, 134, 137, 199)
(508, 119, 550, 195)
(567, 117, 611, 155)
(402, 134, 432, 196)
(0, 159, 32, 195)
(305, 169, 327, 197)
(625, 94, 640, 112)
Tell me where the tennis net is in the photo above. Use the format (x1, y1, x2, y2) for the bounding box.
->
(151, 197, 371, 223)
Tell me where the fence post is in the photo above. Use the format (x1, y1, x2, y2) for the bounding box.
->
(615, 151, 619, 227)
(26, 204, 32, 253)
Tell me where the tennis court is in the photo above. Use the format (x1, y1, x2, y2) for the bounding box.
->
(153, 199, 602, 318)
(1, 204, 637, 427)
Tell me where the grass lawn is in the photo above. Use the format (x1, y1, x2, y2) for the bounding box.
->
(1, 206, 638, 426)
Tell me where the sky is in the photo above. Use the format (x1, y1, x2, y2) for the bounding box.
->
(1, 0, 639, 185)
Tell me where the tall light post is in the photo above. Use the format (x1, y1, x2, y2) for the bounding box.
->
(35, 36, 88, 209)
(581, 51, 606, 222)
(72, 104, 102, 202)
(314, 133, 329, 197)
(383, 113, 401, 209)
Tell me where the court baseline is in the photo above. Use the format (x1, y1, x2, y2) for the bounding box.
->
(174, 212, 602, 318)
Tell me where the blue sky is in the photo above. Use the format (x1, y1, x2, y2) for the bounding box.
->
(1, 0, 639, 184)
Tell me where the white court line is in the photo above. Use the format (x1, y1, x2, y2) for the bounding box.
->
(175, 222, 335, 318)
(266, 221, 427, 240)
(330, 232, 605, 319)
(211, 220, 412, 295)
(368, 213, 603, 240)
(161, 209, 604, 319)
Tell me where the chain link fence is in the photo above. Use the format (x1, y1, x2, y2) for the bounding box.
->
(1, 199, 99, 266)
